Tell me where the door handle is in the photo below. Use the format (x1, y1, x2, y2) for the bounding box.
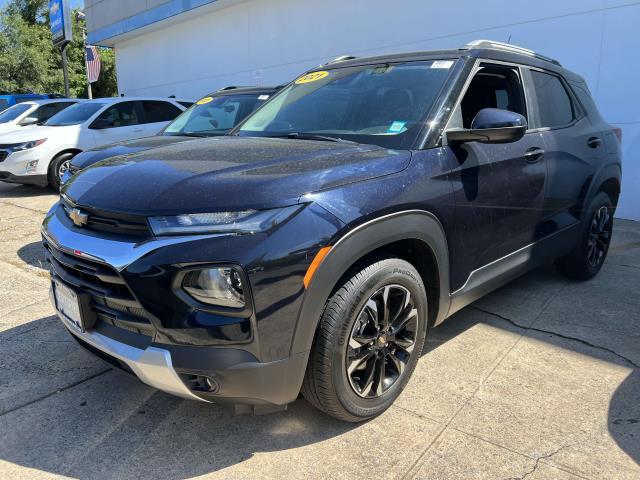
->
(133, 128, 144, 133)
(524, 147, 545, 163)
(587, 136, 601, 149)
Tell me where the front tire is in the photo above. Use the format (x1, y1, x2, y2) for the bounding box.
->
(47, 152, 76, 190)
(302, 257, 428, 422)
(555, 192, 614, 281)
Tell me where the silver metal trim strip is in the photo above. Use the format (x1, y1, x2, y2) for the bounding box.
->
(51, 288, 206, 402)
(42, 204, 225, 271)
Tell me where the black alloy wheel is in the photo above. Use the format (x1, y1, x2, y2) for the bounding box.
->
(587, 205, 612, 268)
(346, 285, 418, 398)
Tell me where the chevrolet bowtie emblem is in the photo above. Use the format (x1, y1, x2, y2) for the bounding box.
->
(69, 208, 89, 227)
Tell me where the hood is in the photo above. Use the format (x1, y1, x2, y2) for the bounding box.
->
(62, 136, 411, 215)
(0, 125, 73, 143)
(71, 135, 197, 169)
(0, 122, 20, 135)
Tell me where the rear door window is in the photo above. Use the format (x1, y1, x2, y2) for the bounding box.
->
(530, 71, 574, 128)
(141, 101, 182, 124)
(96, 101, 142, 128)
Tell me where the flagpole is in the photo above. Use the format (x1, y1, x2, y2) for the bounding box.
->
(76, 10, 92, 99)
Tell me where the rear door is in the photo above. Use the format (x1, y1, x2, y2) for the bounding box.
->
(140, 101, 183, 136)
(445, 62, 547, 290)
(525, 68, 602, 231)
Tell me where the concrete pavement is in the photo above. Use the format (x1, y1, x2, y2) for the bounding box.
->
(0, 182, 638, 479)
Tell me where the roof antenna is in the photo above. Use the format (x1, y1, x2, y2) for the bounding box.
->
(507, 34, 512, 44)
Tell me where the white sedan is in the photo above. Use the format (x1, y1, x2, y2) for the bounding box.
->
(0, 98, 80, 134)
(0, 96, 192, 188)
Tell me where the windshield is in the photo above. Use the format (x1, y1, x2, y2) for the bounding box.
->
(163, 93, 270, 137)
(45, 103, 105, 126)
(238, 60, 455, 149)
(0, 103, 32, 123)
(0, 99, 10, 113)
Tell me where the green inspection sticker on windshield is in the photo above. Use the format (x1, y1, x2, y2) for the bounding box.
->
(387, 121, 406, 133)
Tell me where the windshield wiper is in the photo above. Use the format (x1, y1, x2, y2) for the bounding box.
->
(270, 132, 358, 144)
(179, 132, 215, 138)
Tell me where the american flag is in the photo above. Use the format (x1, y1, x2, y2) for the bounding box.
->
(85, 46, 101, 84)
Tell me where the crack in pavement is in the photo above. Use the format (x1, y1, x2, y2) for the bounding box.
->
(399, 286, 569, 480)
(471, 306, 640, 369)
(0, 369, 112, 417)
(0, 200, 51, 215)
(504, 443, 581, 480)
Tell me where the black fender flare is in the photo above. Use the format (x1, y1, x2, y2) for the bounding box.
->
(582, 162, 622, 219)
(289, 209, 451, 357)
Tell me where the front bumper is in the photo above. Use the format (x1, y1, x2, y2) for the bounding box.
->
(0, 148, 48, 185)
(42, 201, 321, 407)
(52, 286, 204, 401)
(53, 290, 307, 406)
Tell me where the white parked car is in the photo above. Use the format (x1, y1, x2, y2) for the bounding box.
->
(0, 98, 81, 134)
(0, 97, 192, 188)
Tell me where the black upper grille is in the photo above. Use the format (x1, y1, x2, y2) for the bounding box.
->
(60, 196, 151, 238)
(44, 240, 155, 338)
(0, 151, 7, 163)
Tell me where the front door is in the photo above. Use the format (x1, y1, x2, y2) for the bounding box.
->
(90, 101, 147, 147)
(445, 62, 547, 291)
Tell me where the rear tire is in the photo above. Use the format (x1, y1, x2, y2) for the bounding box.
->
(47, 152, 76, 190)
(555, 192, 614, 281)
(302, 257, 428, 422)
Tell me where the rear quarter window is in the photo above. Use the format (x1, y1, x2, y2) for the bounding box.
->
(530, 71, 574, 128)
(142, 101, 182, 124)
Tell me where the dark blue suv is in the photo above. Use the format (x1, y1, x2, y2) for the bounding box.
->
(42, 41, 621, 421)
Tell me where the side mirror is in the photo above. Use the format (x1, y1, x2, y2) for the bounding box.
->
(90, 118, 114, 130)
(446, 108, 527, 144)
(19, 116, 38, 126)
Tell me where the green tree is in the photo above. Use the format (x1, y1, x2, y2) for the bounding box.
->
(0, 0, 117, 97)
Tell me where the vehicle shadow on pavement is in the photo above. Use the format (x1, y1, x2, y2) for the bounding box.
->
(17, 241, 49, 271)
(0, 184, 53, 199)
(2, 298, 638, 478)
(0, 316, 363, 479)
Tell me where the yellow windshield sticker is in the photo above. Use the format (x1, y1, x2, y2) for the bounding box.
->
(196, 97, 213, 105)
(295, 71, 330, 84)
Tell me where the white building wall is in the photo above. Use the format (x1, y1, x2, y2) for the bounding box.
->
(112, 0, 639, 220)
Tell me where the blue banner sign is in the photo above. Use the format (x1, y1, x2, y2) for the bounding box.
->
(49, 0, 72, 47)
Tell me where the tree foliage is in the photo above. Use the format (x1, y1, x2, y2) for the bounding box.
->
(0, 0, 117, 98)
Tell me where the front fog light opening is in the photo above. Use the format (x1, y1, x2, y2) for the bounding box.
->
(181, 266, 245, 309)
(25, 160, 39, 173)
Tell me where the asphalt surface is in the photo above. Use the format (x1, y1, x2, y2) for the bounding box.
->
(0, 182, 638, 480)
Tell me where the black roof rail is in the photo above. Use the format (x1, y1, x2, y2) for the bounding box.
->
(463, 39, 561, 66)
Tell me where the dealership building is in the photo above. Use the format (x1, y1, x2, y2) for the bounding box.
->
(85, 0, 639, 220)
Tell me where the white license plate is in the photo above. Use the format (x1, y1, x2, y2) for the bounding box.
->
(53, 281, 84, 332)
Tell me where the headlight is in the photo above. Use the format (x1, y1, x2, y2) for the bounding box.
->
(148, 205, 302, 236)
(182, 267, 245, 308)
(7, 138, 47, 152)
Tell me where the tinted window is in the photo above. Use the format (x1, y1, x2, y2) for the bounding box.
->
(459, 64, 527, 128)
(531, 71, 574, 127)
(32, 102, 75, 123)
(46, 103, 105, 126)
(164, 94, 266, 137)
(178, 101, 194, 109)
(96, 101, 141, 128)
(142, 101, 182, 124)
(239, 61, 454, 149)
(0, 103, 32, 123)
(0, 99, 8, 112)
